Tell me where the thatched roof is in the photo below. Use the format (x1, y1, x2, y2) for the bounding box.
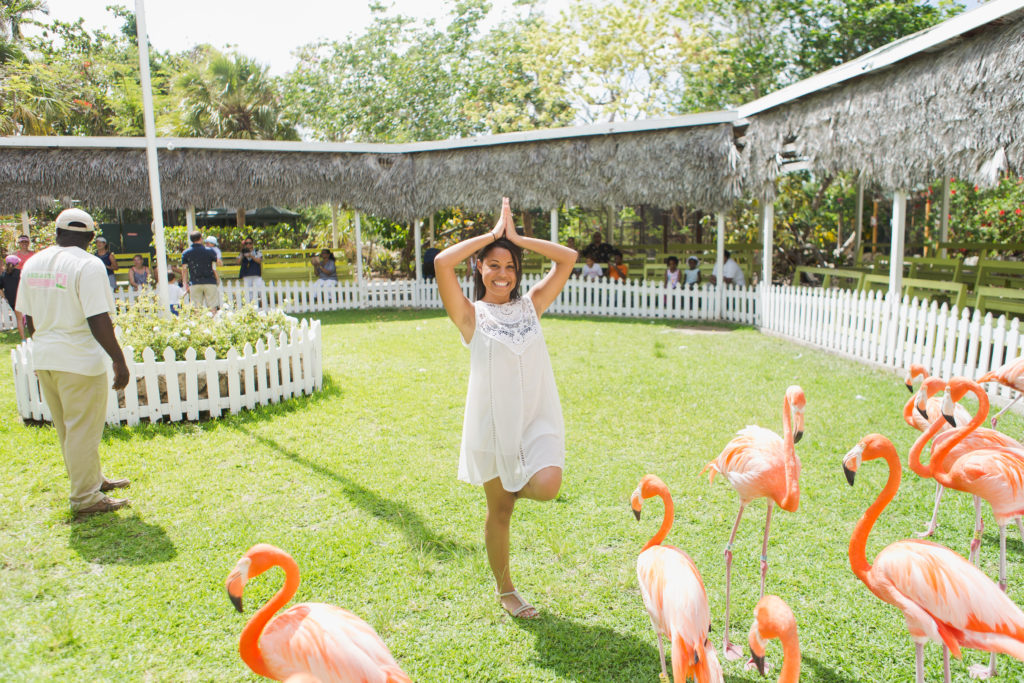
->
(0, 115, 741, 220)
(741, 4, 1024, 195)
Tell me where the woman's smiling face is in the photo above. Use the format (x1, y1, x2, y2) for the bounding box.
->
(478, 247, 518, 302)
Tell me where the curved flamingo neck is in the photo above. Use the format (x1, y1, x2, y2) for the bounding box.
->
(932, 383, 988, 468)
(642, 485, 674, 552)
(849, 445, 901, 581)
(239, 553, 301, 679)
(902, 394, 917, 428)
(780, 395, 798, 510)
(910, 414, 947, 478)
(777, 630, 801, 683)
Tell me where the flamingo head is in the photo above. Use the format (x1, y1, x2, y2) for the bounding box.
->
(745, 595, 796, 675)
(225, 543, 285, 613)
(786, 385, 805, 443)
(942, 376, 976, 426)
(916, 377, 946, 420)
(843, 434, 896, 486)
(904, 364, 929, 392)
(630, 474, 667, 520)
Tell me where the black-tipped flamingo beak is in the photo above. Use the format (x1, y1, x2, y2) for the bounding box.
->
(844, 464, 856, 486)
(633, 506, 641, 521)
(917, 406, 928, 420)
(751, 651, 766, 676)
(905, 382, 914, 393)
(228, 590, 243, 613)
(793, 430, 803, 444)
(942, 411, 957, 427)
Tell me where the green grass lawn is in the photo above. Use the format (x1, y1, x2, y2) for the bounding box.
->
(1, 309, 1022, 682)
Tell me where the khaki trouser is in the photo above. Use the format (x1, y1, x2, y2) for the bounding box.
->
(190, 283, 221, 310)
(36, 370, 109, 511)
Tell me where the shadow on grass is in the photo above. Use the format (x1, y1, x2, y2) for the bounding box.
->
(68, 511, 177, 565)
(97, 371, 342, 442)
(803, 654, 860, 683)
(515, 612, 665, 683)
(228, 423, 476, 560)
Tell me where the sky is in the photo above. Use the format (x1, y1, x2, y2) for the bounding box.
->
(27, 0, 569, 75)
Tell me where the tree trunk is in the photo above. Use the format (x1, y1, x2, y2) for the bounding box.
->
(236, 208, 246, 228)
(522, 211, 535, 238)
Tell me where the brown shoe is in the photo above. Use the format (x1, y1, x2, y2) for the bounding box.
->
(76, 496, 130, 515)
(100, 477, 130, 492)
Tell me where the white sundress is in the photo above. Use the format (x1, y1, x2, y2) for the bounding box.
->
(458, 294, 565, 492)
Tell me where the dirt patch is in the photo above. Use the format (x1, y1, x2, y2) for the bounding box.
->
(664, 325, 735, 335)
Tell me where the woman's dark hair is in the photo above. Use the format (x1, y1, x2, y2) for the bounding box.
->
(473, 238, 522, 302)
(320, 249, 335, 261)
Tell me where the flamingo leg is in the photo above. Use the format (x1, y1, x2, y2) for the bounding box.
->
(759, 501, 774, 599)
(989, 392, 1020, 430)
(915, 482, 944, 538)
(943, 646, 951, 683)
(915, 642, 925, 683)
(969, 496, 984, 566)
(722, 502, 746, 662)
(971, 525, 1008, 681)
(656, 631, 668, 680)
(1016, 517, 1024, 546)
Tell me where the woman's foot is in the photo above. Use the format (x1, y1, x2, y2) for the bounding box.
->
(499, 589, 539, 619)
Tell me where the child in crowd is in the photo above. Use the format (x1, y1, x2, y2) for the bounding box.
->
(684, 256, 701, 286)
(664, 256, 681, 288)
(433, 197, 576, 621)
(581, 255, 603, 280)
(608, 253, 628, 281)
(167, 271, 185, 315)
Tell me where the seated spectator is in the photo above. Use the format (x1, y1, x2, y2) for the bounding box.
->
(608, 253, 628, 281)
(1, 254, 25, 338)
(580, 256, 603, 280)
(684, 256, 701, 287)
(664, 256, 681, 288)
(312, 249, 337, 290)
(423, 246, 441, 280)
(710, 250, 746, 287)
(129, 255, 151, 290)
(580, 231, 620, 263)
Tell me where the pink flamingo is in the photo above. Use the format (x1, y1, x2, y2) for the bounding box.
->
(745, 595, 799, 683)
(978, 355, 1024, 430)
(904, 363, 931, 395)
(843, 434, 1024, 682)
(702, 385, 804, 660)
(225, 544, 410, 683)
(907, 377, 977, 538)
(631, 474, 723, 683)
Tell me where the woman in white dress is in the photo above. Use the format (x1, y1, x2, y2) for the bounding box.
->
(434, 197, 577, 619)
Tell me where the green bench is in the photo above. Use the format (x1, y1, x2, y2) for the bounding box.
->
(793, 266, 866, 289)
(975, 286, 1024, 320)
(975, 259, 1024, 290)
(861, 274, 968, 310)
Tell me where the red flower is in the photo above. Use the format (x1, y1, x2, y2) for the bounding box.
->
(950, 189, 956, 195)
(1017, 209, 1022, 215)
(999, 210, 1005, 216)
(974, 185, 980, 192)
(72, 99, 92, 109)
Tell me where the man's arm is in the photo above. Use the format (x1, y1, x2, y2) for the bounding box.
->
(23, 314, 34, 337)
(86, 313, 130, 390)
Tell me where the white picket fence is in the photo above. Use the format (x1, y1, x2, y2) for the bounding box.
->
(111, 276, 761, 323)
(11, 318, 322, 426)
(0, 298, 16, 331)
(760, 285, 1022, 403)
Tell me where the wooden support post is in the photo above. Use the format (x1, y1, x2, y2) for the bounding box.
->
(716, 214, 726, 317)
(871, 197, 879, 259)
(186, 206, 195, 231)
(20, 211, 30, 237)
(762, 199, 774, 287)
(331, 203, 339, 250)
(886, 190, 907, 364)
(550, 207, 558, 245)
(854, 177, 864, 265)
(428, 214, 435, 246)
(940, 176, 950, 258)
(414, 219, 423, 298)
(354, 211, 364, 287)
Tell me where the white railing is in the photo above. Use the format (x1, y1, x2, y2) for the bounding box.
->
(760, 285, 1022, 403)
(0, 298, 16, 331)
(113, 277, 760, 324)
(11, 318, 322, 426)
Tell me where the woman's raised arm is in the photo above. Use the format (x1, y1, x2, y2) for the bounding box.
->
(500, 202, 576, 316)
(434, 206, 505, 342)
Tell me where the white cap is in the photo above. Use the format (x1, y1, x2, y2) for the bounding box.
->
(55, 208, 95, 232)
(205, 235, 218, 246)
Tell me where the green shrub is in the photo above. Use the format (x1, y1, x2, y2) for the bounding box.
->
(115, 292, 296, 362)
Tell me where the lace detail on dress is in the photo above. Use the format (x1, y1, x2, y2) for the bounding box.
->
(475, 296, 541, 355)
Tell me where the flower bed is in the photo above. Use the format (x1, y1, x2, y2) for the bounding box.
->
(10, 297, 322, 426)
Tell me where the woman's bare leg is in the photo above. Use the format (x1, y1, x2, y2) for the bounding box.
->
(517, 466, 563, 502)
(483, 477, 538, 618)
